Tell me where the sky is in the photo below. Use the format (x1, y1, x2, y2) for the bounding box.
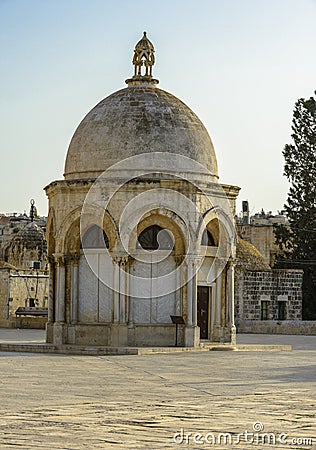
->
(1, 0, 315, 217)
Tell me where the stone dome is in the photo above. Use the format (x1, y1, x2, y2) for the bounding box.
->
(236, 237, 271, 271)
(14, 222, 46, 249)
(64, 85, 218, 181)
(6, 222, 47, 269)
(64, 33, 218, 181)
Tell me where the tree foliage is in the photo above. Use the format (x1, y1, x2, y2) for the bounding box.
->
(274, 92, 316, 319)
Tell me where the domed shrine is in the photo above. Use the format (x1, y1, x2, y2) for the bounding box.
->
(45, 33, 240, 347)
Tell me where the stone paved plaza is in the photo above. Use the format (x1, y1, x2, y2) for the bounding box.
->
(0, 331, 315, 449)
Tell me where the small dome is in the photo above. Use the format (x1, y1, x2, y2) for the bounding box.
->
(64, 33, 218, 181)
(14, 222, 46, 249)
(64, 86, 218, 180)
(6, 222, 47, 269)
(236, 237, 270, 271)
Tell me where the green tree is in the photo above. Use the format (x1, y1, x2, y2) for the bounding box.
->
(274, 92, 316, 319)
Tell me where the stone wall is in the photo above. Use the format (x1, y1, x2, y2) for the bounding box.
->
(238, 320, 316, 335)
(235, 269, 303, 332)
(0, 268, 48, 328)
(8, 271, 49, 315)
(0, 268, 9, 327)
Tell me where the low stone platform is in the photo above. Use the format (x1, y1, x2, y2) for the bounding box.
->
(0, 341, 292, 355)
(0, 329, 296, 355)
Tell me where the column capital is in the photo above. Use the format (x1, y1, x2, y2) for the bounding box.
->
(112, 254, 130, 268)
(48, 256, 55, 265)
(53, 254, 66, 267)
(227, 258, 237, 269)
(185, 254, 203, 268)
(67, 253, 81, 265)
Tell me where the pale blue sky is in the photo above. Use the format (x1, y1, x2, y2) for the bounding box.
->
(1, 0, 315, 216)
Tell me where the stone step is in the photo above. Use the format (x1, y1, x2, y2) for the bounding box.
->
(0, 342, 292, 356)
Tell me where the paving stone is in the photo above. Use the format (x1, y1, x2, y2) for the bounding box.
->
(0, 331, 315, 449)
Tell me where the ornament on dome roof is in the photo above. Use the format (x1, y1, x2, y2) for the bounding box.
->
(126, 32, 159, 86)
(133, 31, 155, 77)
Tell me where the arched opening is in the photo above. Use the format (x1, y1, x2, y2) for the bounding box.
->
(81, 225, 109, 249)
(130, 216, 183, 325)
(79, 225, 113, 323)
(137, 225, 174, 250)
(201, 229, 216, 247)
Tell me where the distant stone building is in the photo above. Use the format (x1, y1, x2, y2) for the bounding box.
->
(0, 201, 47, 267)
(0, 202, 48, 328)
(5, 222, 47, 270)
(234, 237, 305, 334)
(237, 201, 288, 266)
(0, 262, 48, 328)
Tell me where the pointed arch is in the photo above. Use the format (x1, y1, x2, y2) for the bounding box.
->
(57, 207, 118, 253)
(81, 225, 109, 249)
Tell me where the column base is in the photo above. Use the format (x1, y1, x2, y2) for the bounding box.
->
(52, 322, 67, 345)
(184, 326, 200, 347)
(221, 324, 236, 344)
(110, 324, 128, 346)
(211, 324, 223, 342)
(45, 322, 54, 343)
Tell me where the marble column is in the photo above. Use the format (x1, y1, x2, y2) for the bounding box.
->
(212, 259, 222, 342)
(70, 253, 80, 324)
(186, 260, 193, 326)
(127, 257, 134, 327)
(192, 270, 197, 327)
(174, 256, 183, 316)
(226, 259, 236, 344)
(184, 256, 200, 347)
(47, 256, 55, 323)
(55, 255, 65, 323)
(119, 256, 129, 323)
(113, 257, 120, 323)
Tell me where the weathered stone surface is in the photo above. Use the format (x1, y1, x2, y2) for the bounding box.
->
(235, 269, 303, 326)
(64, 85, 218, 180)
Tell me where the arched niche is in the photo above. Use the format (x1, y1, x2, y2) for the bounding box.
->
(81, 225, 109, 249)
(78, 224, 113, 324)
(134, 211, 186, 256)
(137, 225, 174, 250)
(60, 208, 118, 254)
(130, 214, 183, 325)
(201, 229, 216, 247)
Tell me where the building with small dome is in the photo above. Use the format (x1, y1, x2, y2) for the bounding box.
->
(0, 202, 49, 328)
(6, 222, 47, 270)
(45, 33, 240, 347)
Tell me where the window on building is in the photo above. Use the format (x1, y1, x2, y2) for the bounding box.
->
(201, 229, 216, 246)
(29, 298, 35, 307)
(137, 225, 174, 250)
(278, 301, 287, 320)
(261, 301, 269, 320)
